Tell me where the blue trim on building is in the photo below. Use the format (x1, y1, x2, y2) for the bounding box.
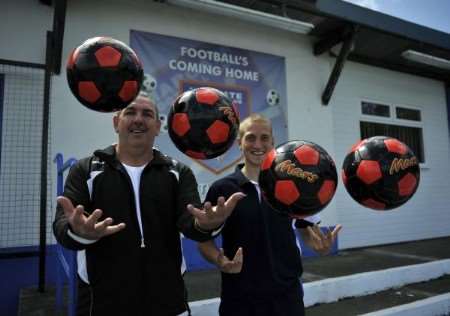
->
(0, 245, 60, 316)
(183, 228, 338, 271)
(0, 74, 4, 172)
(0, 233, 338, 315)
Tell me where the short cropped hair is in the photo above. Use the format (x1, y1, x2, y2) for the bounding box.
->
(116, 91, 160, 120)
(238, 113, 272, 140)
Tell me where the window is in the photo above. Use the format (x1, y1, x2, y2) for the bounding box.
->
(361, 101, 390, 117)
(396, 107, 421, 121)
(360, 121, 424, 162)
(360, 101, 425, 163)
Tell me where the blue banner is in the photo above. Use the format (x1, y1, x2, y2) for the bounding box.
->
(130, 30, 288, 199)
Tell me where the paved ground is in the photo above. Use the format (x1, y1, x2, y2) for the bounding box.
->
(17, 236, 450, 315)
(184, 236, 450, 314)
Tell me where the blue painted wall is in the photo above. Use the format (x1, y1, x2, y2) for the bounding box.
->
(0, 246, 60, 316)
(183, 227, 338, 271)
(0, 232, 337, 315)
(0, 73, 4, 171)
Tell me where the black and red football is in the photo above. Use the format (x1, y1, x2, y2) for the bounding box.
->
(168, 87, 239, 160)
(66, 37, 143, 112)
(259, 140, 338, 218)
(342, 136, 420, 210)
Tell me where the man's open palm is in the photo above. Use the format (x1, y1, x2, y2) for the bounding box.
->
(57, 196, 126, 240)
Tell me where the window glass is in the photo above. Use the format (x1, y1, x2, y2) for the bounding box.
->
(360, 121, 424, 163)
(396, 107, 421, 121)
(361, 101, 390, 117)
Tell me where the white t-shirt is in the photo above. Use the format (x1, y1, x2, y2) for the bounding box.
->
(122, 163, 147, 248)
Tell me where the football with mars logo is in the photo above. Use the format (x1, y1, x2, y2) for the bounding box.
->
(342, 136, 420, 210)
(259, 140, 338, 218)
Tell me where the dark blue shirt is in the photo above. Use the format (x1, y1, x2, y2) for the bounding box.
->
(205, 164, 312, 299)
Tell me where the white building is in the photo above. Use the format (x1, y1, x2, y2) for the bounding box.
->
(1, 0, 449, 253)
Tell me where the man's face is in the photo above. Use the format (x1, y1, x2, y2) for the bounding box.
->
(113, 96, 161, 148)
(239, 121, 274, 169)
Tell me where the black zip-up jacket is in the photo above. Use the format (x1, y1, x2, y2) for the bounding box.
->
(205, 165, 313, 301)
(53, 145, 214, 315)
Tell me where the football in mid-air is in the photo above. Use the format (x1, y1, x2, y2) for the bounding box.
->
(259, 140, 338, 218)
(66, 36, 143, 112)
(342, 136, 420, 210)
(168, 87, 239, 160)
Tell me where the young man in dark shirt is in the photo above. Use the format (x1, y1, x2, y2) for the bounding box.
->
(198, 113, 341, 316)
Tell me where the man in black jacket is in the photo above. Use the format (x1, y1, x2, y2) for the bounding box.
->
(53, 94, 244, 316)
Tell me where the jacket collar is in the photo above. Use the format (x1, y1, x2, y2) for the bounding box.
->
(94, 145, 172, 168)
(233, 163, 252, 187)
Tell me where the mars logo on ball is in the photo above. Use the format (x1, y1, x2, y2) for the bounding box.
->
(275, 160, 319, 183)
(219, 106, 238, 125)
(389, 157, 418, 175)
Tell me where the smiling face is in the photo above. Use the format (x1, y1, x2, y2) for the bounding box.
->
(113, 95, 161, 150)
(238, 116, 274, 169)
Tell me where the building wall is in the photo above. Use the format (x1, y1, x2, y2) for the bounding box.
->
(0, 0, 52, 64)
(329, 62, 450, 248)
(0, 0, 449, 250)
(52, 0, 320, 161)
(0, 0, 53, 248)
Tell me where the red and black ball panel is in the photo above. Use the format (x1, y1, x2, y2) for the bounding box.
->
(342, 136, 420, 210)
(66, 37, 143, 112)
(259, 140, 338, 218)
(168, 87, 239, 160)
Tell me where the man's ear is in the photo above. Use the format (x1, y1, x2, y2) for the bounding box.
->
(113, 115, 119, 133)
(155, 119, 161, 136)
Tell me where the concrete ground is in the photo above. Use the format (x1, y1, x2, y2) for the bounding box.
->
(184, 236, 450, 315)
(16, 236, 450, 315)
(305, 276, 450, 315)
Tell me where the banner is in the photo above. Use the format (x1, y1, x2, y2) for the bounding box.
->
(130, 30, 288, 199)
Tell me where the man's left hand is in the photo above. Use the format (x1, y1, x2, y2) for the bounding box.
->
(304, 224, 342, 255)
(187, 192, 245, 231)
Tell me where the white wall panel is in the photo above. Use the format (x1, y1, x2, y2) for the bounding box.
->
(0, 0, 52, 63)
(329, 62, 450, 248)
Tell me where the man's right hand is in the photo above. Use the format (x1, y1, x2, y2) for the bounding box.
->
(57, 196, 126, 240)
(217, 247, 243, 274)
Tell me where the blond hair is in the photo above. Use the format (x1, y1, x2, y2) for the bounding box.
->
(238, 113, 272, 140)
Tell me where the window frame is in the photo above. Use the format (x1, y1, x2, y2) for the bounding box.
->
(360, 98, 426, 166)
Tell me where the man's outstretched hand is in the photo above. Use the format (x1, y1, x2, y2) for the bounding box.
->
(57, 196, 126, 240)
(187, 192, 245, 232)
(303, 224, 342, 255)
(217, 247, 243, 274)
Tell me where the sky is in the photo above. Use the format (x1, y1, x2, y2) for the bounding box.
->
(342, 0, 450, 34)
